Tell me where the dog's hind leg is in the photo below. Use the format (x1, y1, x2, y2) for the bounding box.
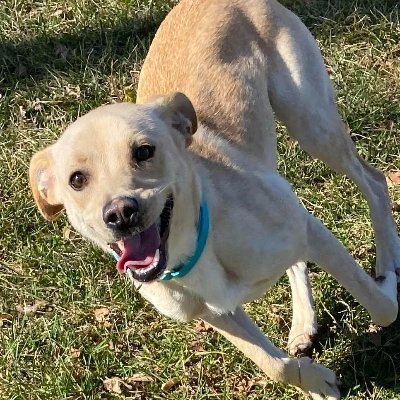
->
(287, 262, 317, 356)
(202, 306, 340, 399)
(282, 106, 400, 280)
(267, 6, 400, 278)
(305, 215, 398, 327)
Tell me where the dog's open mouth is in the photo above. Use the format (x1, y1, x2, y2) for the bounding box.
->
(109, 195, 174, 282)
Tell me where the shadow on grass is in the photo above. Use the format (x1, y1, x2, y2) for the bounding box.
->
(282, 0, 399, 29)
(339, 320, 400, 397)
(313, 294, 400, 397)
(0, 0, 398, 90)
(0, 10, 166, 88)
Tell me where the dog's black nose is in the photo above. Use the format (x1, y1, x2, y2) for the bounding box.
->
(103, 196, 139, 232)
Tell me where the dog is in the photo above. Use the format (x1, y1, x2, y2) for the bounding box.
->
(29, 0, 400, 398)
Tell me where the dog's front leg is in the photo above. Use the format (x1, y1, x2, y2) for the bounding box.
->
(201, 307, 340, 399)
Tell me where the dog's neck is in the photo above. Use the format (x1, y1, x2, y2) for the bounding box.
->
(160, 193, 209, 280)
(165, 157, 204, 278)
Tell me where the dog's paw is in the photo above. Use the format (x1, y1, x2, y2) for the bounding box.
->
(298, 357, 340, 400)
(288, 324, 317, 357)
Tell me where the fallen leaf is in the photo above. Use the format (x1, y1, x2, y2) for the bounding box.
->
(15, 300, 49, 315)
(231, 376, 257, 395)
(93, 307, 113, 328)
(161, 377, 180, 391)
(193, 320, 213, 333)
(103, 376, 136, 394)
(385, 171, 400, 188)
(103, 377, 123, 394)
(102, 320, 112, 329)
(93, 307, 109, 323)
(190, 339, 205, 352)
(69, 347, 81, 359)
(126, 373, 154, 384)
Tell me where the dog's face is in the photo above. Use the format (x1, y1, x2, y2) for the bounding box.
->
(30, 93, 197, 282)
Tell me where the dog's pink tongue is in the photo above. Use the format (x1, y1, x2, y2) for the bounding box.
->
(116, 224, 160, 273)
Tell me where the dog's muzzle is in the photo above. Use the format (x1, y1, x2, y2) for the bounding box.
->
(107, 195, 174, 282)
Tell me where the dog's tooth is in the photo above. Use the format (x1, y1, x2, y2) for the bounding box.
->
(149, 249, 160, 268)
(154, 249, 160, 263)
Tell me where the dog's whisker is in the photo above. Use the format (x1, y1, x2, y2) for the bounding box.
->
(154, 181, 176, 195)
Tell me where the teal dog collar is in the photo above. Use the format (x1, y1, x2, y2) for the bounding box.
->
(160, 197, 209, 280)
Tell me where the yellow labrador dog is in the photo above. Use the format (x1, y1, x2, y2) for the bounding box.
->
(30, 0, 400, 398)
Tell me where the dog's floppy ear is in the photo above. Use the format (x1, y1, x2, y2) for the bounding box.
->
(29, 148, 64, 221)
(151, 92, 197, 146)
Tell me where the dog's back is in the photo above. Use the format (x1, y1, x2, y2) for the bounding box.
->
(137, 0, 288, 165)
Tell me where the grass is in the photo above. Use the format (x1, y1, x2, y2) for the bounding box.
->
(1, 0, 400, 398)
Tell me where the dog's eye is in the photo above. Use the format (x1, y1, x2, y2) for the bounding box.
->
(69, 171, 87, 191)
(134, 145, 155, 162)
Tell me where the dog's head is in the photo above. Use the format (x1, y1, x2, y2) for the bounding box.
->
(29, 92, 198, 282)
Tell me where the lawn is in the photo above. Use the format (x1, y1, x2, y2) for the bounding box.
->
(1, 0, 400, 398)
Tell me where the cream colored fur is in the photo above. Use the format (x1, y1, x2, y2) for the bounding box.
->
(30, 0, 400, 398)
